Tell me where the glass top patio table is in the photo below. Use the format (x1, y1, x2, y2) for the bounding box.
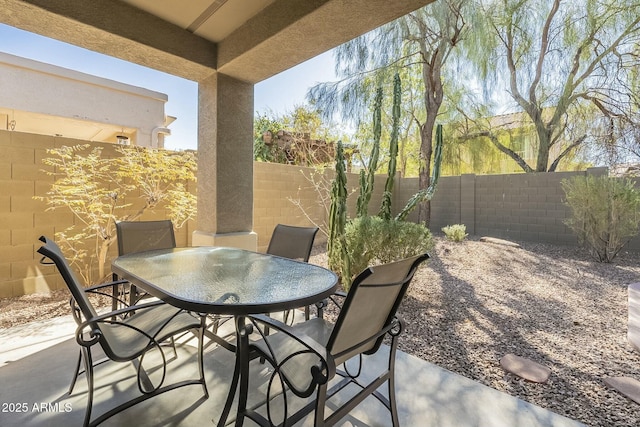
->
(111, 246, 339, 316)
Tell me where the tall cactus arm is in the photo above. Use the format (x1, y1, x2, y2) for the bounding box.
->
(328, 141, 348, 271)
(396, 123, 443, 221)
(380, 73, 402, 220)
(356, 87, 383, 218)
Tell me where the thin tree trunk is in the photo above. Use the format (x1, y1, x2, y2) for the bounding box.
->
(418, 112, 436, 226)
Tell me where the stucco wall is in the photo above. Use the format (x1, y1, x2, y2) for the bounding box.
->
(0, 52, 169, 147)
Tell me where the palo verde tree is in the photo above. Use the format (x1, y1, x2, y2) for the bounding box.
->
(37, 144, 197, 284)
(466, 0, 640, 172)
(308, 0, 469, 226)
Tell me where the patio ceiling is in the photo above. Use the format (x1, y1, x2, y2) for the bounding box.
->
(0, 0, 435, 84)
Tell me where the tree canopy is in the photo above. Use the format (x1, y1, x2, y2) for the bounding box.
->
(308, 0, 470, 225)
(466, 0, 640, 171)
(306, 0, 640, 180)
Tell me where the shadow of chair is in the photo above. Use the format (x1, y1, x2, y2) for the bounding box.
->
(237, 252, 430, 427)
(37, 236, 208, 427)
(266, 224, 319, 323)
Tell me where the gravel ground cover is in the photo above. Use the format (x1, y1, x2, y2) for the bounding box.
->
(2, 236, 640, 426)
(308, 236, 640, 427)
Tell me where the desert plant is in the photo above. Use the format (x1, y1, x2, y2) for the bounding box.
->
(396, 123, 444, 222)
(379, 73, 402, 221)
(355, 86, 383, 218)
(442, 224, 468, 242)
(562, 175, 640, 262)
(341, 216, 434, 289)
(327, 141, 350, 279)
(36, 144, 197, 283)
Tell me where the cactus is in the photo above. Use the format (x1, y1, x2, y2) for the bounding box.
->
(327, 141, 349, 275)
(356, 86, 383, 218)
(379, 73, 401, 220)
(396, 123, 444, 221)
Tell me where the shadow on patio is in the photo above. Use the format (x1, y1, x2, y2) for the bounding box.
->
(0, 315, 586, 427)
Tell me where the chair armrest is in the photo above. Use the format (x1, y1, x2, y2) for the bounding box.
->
(331, 290, 347, 303)
(248, 314, 336, 391)
(90, 300, 167, 323)
(249, 314, 330, 361)
(84, 279, 128, 292)
(83, 279, 131, 308)
(75, 301, 190, 350)
(313, 291, 347, 320)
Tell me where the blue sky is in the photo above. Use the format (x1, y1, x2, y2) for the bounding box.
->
(0, 23, 337, 150)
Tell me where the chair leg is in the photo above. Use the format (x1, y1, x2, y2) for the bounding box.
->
(314, 383, 328, 427)
(209, 314, 220, 335)
(82, 347, 94, 427)
(68, 349, 82, 395)
(388, 335, 400, 427)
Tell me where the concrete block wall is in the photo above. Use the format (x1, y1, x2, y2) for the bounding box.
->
(0, 130, 194, 298)
(473, 171, 577, 245)
(429, 170, 583, 244)
(253, 163, 388, 252)
(2, 128, 639, 298)
(1, 130, 61, 298)
(426, 167, 640, 250)
(253, 162, 330, 251)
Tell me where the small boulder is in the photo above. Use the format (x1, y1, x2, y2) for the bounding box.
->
(603, 377, 640, 405)
(500, 354, 551, 383)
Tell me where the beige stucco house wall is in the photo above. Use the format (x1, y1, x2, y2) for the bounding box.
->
(0, 52, 173, 147)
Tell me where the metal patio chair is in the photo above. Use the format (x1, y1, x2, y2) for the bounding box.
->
(37, 236, 208, 427)
(115, 220, 177, 307)
(266, 224, 319, 323)
(237, 252, 430, 427)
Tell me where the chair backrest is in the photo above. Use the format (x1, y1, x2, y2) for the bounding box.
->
(266, 224, 319, 262)
(37, 236, 99, 324)
(327, 253, 430, 363)
(116, 220, 176, 255)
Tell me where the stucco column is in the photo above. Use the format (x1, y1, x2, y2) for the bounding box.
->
(192, 72, 257, 250)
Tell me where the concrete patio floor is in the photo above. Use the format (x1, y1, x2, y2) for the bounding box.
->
(0, 315, 587, 427)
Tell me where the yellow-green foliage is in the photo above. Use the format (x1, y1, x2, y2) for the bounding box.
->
(442, 224, 468, 242)
(562, 175, 640, 263)
(36, 144, 197, 284)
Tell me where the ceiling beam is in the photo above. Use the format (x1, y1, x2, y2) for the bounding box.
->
(0, 0, 434, 84)
(217, 0, 434, 83)
(0, 0, 218, 81)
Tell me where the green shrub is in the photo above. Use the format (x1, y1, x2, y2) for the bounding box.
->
(562, 175, 640, 262)
(442, 224, 468, 242)
(341, 216, 434, 288)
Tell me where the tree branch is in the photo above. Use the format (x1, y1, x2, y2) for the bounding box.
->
(548, 135, 587, 172)
(461, 130, 534, 173)
(529, 0, 561, 105)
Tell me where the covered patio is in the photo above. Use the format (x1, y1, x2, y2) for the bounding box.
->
(0, 0, 437, 250)
(0, 2, 596, 426)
